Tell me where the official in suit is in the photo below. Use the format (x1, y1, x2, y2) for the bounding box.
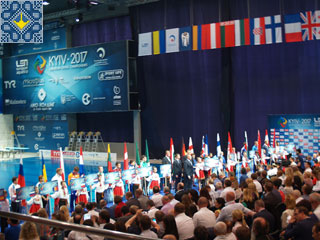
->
(173, 153, 183, 190)
(162, 150, 171, 190)
(183, 154, 194, 190)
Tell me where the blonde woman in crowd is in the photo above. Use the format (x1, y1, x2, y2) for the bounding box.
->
(19, 222, 40, 240)
(232, 209, 248, 233)
(281, 194, 296, 229)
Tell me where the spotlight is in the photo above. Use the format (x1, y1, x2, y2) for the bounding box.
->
(43, 0, 50, 5)
(75, 14, 82, 23)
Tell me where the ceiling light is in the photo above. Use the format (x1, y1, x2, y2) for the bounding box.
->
(43, 0, 50, 5)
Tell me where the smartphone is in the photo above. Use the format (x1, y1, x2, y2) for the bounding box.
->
(83, 213, 91, 220)
(152, 218, 156, 223)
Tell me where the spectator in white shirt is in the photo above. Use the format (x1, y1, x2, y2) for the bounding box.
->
(147, 200, 158, 219)
(174, 203, 195, 240)
(151, 186, 163, 208)
(139, 215, 158, 238)
(220, 179, 236, 201)
(214, 222, 228, 240)
(251, 173, 263, 194)
(8, 176, 20, 213)
(193, 197, 216, 228)
(168, 194, 179, 207)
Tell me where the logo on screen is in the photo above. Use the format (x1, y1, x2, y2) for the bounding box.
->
(169, 35, 176, 42)
(82, 93, 91, 105)
(97, 47, 105, 59)
(38, 88, 46, 101)
(34, 55, 46, 74)
(278, 117, 288, 128)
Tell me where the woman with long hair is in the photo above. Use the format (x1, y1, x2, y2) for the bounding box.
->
(188, 189, 199, 205)
(232, 209, 248, 233)
(19, 221, 40, 240)
(163, 214, 179, 240)
(199, 188, 213, 207)
(182, 194, 195, 217)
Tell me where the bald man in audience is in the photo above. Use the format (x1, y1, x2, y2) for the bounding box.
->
(214, 222, 228, 240)
(192, 197, 216, 228)
(310, 192, 320, 221)
(161, 195, 174, 215)
(217, 192, 253, 222)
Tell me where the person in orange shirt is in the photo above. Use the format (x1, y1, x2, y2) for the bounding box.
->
(68, 166, 80, 212)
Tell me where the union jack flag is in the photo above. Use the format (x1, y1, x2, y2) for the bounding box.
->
(300, 11, 320, 41)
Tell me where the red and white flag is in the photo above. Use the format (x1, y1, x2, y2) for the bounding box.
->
(170, 138, 174, 164)
(59, 147, 65, 181)
(250, 17, 266, 45)
(123, 142, 129, 170)
(265, 129, 269, 146)
(188, 137, 194, 154)
(284, 14, 302, 42)
(301, 11, 320, 41)
(257, 130, 262, 158)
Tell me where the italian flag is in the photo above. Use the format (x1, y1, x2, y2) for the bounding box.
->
(235, 19, 250, 46)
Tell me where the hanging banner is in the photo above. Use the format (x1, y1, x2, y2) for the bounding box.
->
(3, 41, 129, 114)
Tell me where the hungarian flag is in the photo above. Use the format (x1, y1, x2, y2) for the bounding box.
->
(41, 152, 47, 182)
(123, 142, 129, 170)
(216, 133, 221, 157)
(59, 147, 65, 181)
(145, 139, 150, 166)
(107, 144, 112, 172)
(257, 130, 262, 157)
(18, 156, 26, 206)
(79, 147, 85, 176)
(170, 138, 174, 164)
(135, 143, 141, 167)
(188, 137, 194, 154)
(265, 129, 270, 146)
(181, 137, 186, 157)
(235, 18, 250, 46)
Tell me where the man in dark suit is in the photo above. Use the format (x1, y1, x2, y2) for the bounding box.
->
(253, 199, 275, 232)
(162, 150, 171, 190)
(162, 150, 171, 164)
(183, 154, 194, 190)
(173, 153, 183, 190)
(174, 182, 185, 202)
(125, 191, 141, 209)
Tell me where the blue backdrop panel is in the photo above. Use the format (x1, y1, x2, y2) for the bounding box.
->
(0, 59, 2, 113)
(268, 115, 320, 156)
(3, 41, 129, 114)
(14, 114, 70, 152)
(11, 27, 67, 56)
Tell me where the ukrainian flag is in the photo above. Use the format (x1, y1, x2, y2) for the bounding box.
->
(153, 30, 165, 55)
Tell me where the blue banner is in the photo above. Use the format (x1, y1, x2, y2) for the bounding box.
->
(16, 186, 35, 200)
(85, 174, 98, 186)
(14, 114, 70, 151)
(11, 27, 66, 56)
(160, 164, 171, 178)
(268, 114, 320, 156)
(38, 181, 58, 195)
(70, 178, 85, 191)
(3, 41, 129, 114)
(105, 172, 120, 184)
(122, 169, 135, 181)
(138, 166, 152, 177)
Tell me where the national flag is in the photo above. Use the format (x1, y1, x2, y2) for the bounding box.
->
(181, 137, 186, 157)
(201, 24, 212, 50)
(152, 30, 165, 55)
(170, 138, 174, 164)
(217, 133, 222, 157)
(188, 137, 194, 154)
(123, 142, 129, 170)
(145, 139, 150, 166)
(192, 25, 201, 50)
(41, 152, 47, 182)
(138, 32, 152, 56)
(18, 155, 26, 206)
(227, 132, 234, 171)
(204, 134, 209, 156)
(300, 11, 320, 41)
(273, 129, 276, 148)
(244, 131, 249, 152)
(209, 23, 220, 49)
(220, 21, 236, 48)
(180, 26, 192, 51)
(265, 129, 270, 146)
(257, 130, 262, 157)
(79, 146, 85, 176)
(284, 14, 302, 42)
(59, 147, 65, 181)
(250, 17, 266, 45)
(265, 15, 282, 44)
(201, 136, 205, 156)
(235, 18, 250, 46)
(166, 28, 179, 53)
(135, 143, 141, 166)
(107, 144, 112, 173)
